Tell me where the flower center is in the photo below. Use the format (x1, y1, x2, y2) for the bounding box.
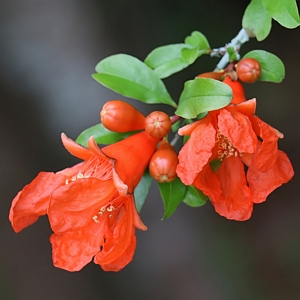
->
(92, 193, 124, 223)
(65, 156, 113, 185)
(216, 130, 240, 161)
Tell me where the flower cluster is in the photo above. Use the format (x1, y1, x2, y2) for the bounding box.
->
(9, 59, 294, 272)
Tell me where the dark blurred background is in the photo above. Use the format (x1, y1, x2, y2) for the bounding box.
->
(1, 1, 300, 299)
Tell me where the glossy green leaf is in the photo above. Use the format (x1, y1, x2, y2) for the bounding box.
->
(242, 0, 272, 41)
(243, 50, 285, 82)
(182, 31, 210, 64)
(158, 177, 187, 219)
(76, 123, 138, 147)
(134, 169, 152, 213)
(262, 0, 300, 28)
(144, 44, 189, 79)
(93, 54, 177, 107)
(183, 186, 208, 207)
(184, 31, 210, 49)
(175, 78, 232, 119)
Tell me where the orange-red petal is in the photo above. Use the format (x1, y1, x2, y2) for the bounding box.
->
(177, 115, 216, 185)
(218, 108, 257, 154)
(50, 219, 106, 271)
(214, 156, 253, 221)
(99, 234, 136, 272)
(48, 178, 116, 233)
(247, 150, 294, 203)
(94, 197, 134, 266)
(9, 172, 66, 233)
(254, 117, 279, 172)
(61, 133, 93, 161)
(192, 163, 222, 202)
(234, 98, 256, 117)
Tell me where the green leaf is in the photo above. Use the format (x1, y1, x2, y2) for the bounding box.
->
(93, 54, 177, 107)
(175, 78, 232, 119)
(76, 123, 137, 147)
(181, 31, 210, 64)
(242, 0, 272, 41)
(144, 44, 189, 79)
(184, 31, 210, 49)
(158, 177, 187, 219)
(262, 0, 300, 29)
(243, 50, 285, 82)
(183, 186, 208, 207)
(181, 47, 199, 64)
(134, 169, 152, 213)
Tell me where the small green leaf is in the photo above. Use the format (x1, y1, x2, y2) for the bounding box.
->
(134, 169, 152, 213)
(144, 44, 189, 79)
(184, 31, 210, 49)
(243, 50, 285, 82)
(175, 78, 232, 119)
(76, 123, 137, 147)
(242, 0, 272, 41)
(93, 54, 177, 107)
(181, 47, 199, 64)
(158, 177, 187, 219)
(183, 186, 208, 207)
(262, 0, 300, 29)
(181, 31, 210, 64)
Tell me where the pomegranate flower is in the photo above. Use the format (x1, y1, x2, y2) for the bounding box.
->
(9, 131, 159, 271)
(177, 99, 294, 221)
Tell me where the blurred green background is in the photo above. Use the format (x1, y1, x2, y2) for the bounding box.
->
(1, 1, 299, 299)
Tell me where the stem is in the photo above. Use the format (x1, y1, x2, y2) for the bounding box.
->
(211, 28, 250, 71)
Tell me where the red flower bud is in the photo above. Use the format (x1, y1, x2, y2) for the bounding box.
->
(145, 111, 171, 139)
(236, 58, 261, 83)
(149, 140, 179, 182)
(223, 76, 247, 104)
(100, 100, 145, 132)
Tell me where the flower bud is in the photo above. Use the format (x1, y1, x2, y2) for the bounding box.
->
(149, 140, 179, 183)
(223, 76, 247, 104)
(145, 111, 171, 139)
(236, 58, 261, 83)
(100, 100, 145, 132)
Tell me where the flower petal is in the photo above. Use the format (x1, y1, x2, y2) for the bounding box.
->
(192, 163, 222, 202)
(94, 197, 134, 266)
(218, 108, 257, 154)
(177, 115, 216, 185)
(61, 133, 93, 161)
(9, 172, 66, 233)
(48, 178, 116, 233)
(234, 98, 256, 117)
(99, 235, 136, 272)
(50, 219, 106, 271)
(248, 150, 294, 203)
(214, 156, 253, 221)
(254, 117, 279, 172)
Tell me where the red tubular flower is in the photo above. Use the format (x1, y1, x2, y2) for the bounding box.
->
(9, 131, 159, 271)
(176, 99, 294, 221)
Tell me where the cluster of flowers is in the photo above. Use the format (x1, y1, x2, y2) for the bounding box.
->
(9, 59, 294, 272)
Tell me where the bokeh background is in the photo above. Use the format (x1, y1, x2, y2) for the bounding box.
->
(1, 1, 300, 299)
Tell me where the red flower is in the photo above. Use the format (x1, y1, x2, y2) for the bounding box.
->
(176, 99, 294, 221)
(9, 131, 159, 271)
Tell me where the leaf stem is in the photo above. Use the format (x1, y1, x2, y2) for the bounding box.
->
(211, 28, 250, 71)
